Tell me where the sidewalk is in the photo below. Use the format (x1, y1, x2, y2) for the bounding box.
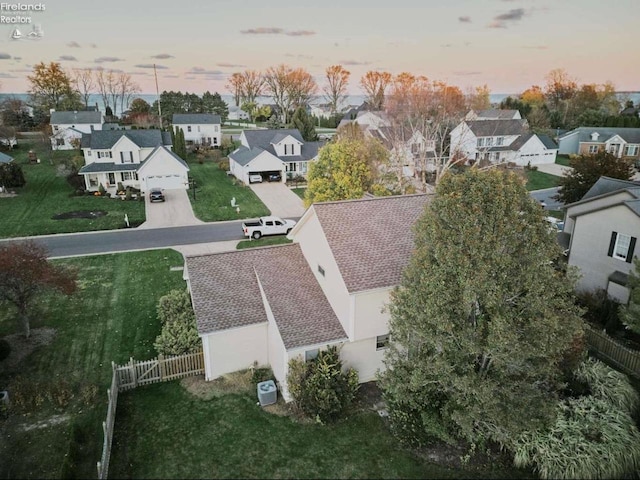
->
(536, 163, 572, 177)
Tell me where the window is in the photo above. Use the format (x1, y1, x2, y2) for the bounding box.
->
(300, 162, 308, 174)
(265, 221, 274, 226)
(486, 137, 494, 146)
(284, 144, 288, 155)
(625, 145, 639, 156)
(56, 138, 64, 146)
(288, 162, 297, 172)
(477, 138, 485, 147)
(53, 126, 59, 132)
(589, 145, 599, 154)
(87, 150, 92, 156)
(608, 231, 636, 263)
(187, 126, 192, 132)
(120, 151, 133, 163)
(275, 220, 283, 226)
(318, 265, 325, 277)
(305, 349, 319, 362)
(213, 137, 218, 145)
(376, 334, 390, 350)
(121, 172, 134, 181)
(496, 137, 504, 146)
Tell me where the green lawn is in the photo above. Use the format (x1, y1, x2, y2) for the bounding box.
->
(291, 187, 307, 200)
(0, 249, 186, 479)
(236, 236, 292, 249)
(109, 382, 527, 479)
(0, 141, 145, 238)
(555, 154, 571, 167)
(186, 158, 270, 221)
(525, 169, 561, 191)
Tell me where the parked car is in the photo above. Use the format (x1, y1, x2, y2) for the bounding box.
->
(249, 174, 263, 184)
(149, 189, 165, 202)
(268, 173, 282, 182)
(242, 216, 297, 239)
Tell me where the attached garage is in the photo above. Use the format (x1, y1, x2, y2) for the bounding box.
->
(229, 148, 285, 185)
(137, 146, 190, 192)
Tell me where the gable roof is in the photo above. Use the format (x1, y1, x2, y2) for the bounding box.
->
(465, 119, 529, 137)
(476, 109, 520, 120)
(566, 177, 640, 220)
(0, 151, 13, 163)
(559, 127, 640, 144)
(50, 111, 102, 125)
(172, 113, 221, 125)
(581, 176, 640, 202)
(138, 145, 189, 171)
(81, 130, 172, 149)
(186, 244, 348, 349)
(228, 146, 268, 166)
(243, 129, 304, 147)
(537, 134, 558, 149)
(309, 194, 430, 293)
(231, 129, 320, 164)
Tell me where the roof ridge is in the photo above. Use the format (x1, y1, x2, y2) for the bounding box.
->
(185, 242, 297, 259)
(314, 193, 431, 207)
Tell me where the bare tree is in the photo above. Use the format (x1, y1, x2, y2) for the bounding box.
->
(72, 68, 94, 108)
(240, 70, 264, 105)
(118, 72, 139, 116)
(323, 65, 350, 115)
(360, 70, 392, 110)
(95, 68, 115, 114)
(263, 64, 294, 123)
(226, 72, 242, 107)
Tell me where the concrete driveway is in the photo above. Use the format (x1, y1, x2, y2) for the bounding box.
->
(536, 163, 572, 176)
(250, 182, 306, 218)
(139, 188, 204, 229)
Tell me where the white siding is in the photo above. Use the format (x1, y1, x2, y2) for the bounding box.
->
(201, 323, 269, 380)
(353, 288, 392, 342)
(340, 337, 386, 383)
(564, 191, 634, 234)
(138, 148, 189, 191)
(511, 135, 557, 166)
(558, 132, 580, 155)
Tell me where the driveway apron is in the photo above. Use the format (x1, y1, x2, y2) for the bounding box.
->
(139, 188, 204, 229)
(249, 183, 305, 218)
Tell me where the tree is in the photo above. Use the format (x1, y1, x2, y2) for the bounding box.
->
(289, 106, 317, 141)
(202, 91, 229, 123)
(619, 258, 640, 335)
(263, 64, 316, 124)
(324, 65, 350, 115)
(304, 138, 375, 207)
(467, 84, 491, 111)
(226, 72, 243, 106)
(0, 161, 25, 188)
(154, 289, 200, 356)
(117, 72, 139, 115)
(27, 62, 81, 112)
(380, 168, 584, 450)
(129, 98, 151, 114)
(360, 71, 392, 110)
(0, 241, 77, 338)
(556, 151, 633, 204)
(174, 127, 186, 159)
(72, 68, 94, 108)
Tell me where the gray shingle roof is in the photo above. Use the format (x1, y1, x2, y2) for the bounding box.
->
(50, 111, 102, 125)
(186, 244, 347, 349)
(0, 151, 13, 163)
(466, 119, 529, 137)
(142, 145, 189, 170)
(230, 129, 319, 165)
(559, 127, 640, 144)
(476, 109, 520, 119)
(172, 113, 221, 125)
(581, 176, 640, 202)
(81, 130, 172, 149)
(243, 129, 304, 147)
(228, 146, 266, 166)
(78, 162, 139, 174)
(313, 194, 431, 293)
(537, 134, 558, 149)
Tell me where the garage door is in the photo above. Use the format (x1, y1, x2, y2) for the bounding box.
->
(146, 174, 184, 190)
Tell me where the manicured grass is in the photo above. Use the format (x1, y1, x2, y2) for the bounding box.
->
(292, 187, 307, 199)
(186, 159, 270, 221)
(556, 154, 571, 167)
(525, 169, 561, 191)
(236, 236, 292, 249)
(0, 141, 145, 238)
(0, 249, 186, 479)
(109, 382, 526, 479)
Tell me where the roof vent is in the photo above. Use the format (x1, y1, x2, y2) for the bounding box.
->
(257, 380, 277, 406)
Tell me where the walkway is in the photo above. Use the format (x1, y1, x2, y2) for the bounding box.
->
(536, 163, 572, 177)
(249, 183, 306, 218)
(139, 189, 204, 229)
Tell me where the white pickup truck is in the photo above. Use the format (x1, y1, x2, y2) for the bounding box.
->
(242, 216, 297, 239)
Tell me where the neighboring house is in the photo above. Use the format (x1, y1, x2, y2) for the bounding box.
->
(228, 128, 321, 183)
(563, 176, 640, 303)
(227, 105, 249, 121)
(0, 151, 13, 163)
(0, 126, 17, 149)
(185, 194, 430, 400)
(449, 119, 558, 166)
(367, 126, 435, 177)
(620, 106, 640, 118)
(172, 113, 222, 147)
(309, 102, 335, 119)
(78, 129, 188, 193)
(337, 110, 389, 131)
(557, 127, 640, 160)
(50, 110, 104, 150)
(465, 109, 522, 121)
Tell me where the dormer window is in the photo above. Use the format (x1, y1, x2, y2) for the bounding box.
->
(590, 132, 600, 141)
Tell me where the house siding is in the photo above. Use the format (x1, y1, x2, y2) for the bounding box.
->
(564, 191, 635, 235)
(340, 337, 386, 383)
(353, 288, 391, 342)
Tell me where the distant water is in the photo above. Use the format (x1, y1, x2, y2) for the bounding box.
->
(2, 92, 638, 113)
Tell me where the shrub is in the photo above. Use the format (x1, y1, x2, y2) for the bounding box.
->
(154, 289, 201, 356)
(286, 345, 359, 423)
(575, 288, 621, 332)
(117, 182, 124, 192)
(251, 364, 274, 385)
(98, 183, 105, 195)
(0, 162, 26, 188)
(218, 159, 229, 171)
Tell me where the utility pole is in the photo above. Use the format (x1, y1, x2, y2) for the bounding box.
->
(154, 64, 162, 130)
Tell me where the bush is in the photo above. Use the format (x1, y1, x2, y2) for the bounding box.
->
(98, 183, 105, 195)
(575, 288, 621, 332)
(0, 162, 26, 188)
(287, 345, 359, 423)
(218, 159, 229, 171)
(154, 289, 201, 356)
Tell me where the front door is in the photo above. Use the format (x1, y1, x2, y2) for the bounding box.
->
(108, 172, 116, 185)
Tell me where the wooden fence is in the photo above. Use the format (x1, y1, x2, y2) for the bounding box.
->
(96, 350, 204, 479)
(584, 325, 640, 379)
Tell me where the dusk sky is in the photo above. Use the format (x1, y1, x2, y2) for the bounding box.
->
(0, 0, 638, 96)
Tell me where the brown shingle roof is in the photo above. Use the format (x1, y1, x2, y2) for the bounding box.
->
(312, 194, 430, 293)
(186, 244, 347, 349)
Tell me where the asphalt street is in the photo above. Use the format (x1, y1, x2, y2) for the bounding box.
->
(529, 187, 564, 211)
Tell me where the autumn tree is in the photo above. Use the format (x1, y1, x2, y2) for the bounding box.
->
(27, 62, 82, 112)
(287, 67, 317, 111)
(263, 65, 317, 123)
(226, 72, 243, 106)
(71, 68, 95, 108)
(289, 106, 318, 141)
(556, 151, 634, 204)
(0, 241, 77, 338)
(467, 84, 491, 111)
(323, 65, 350, 115)
(360, 70, 392, 110)
(129, 98, 151, 114)
(380, 168, 584, 450)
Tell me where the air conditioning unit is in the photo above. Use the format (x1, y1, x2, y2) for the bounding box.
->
(257, 380, 277, 406)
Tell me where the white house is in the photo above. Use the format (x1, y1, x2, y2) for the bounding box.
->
(563, 176, 640, 303)
(227, 105, 250, 121)
(450, 119, 558, 166)
(172, 113, 221, 147)
(558, 127, 640, 160)
(50, 110, 104, 150)
(228, 129, 321, 184)
(78, 129, 189, 193)
(184, 194, 430, 401)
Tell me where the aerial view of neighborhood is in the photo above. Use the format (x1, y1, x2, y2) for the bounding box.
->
(1, 0, 640, 478)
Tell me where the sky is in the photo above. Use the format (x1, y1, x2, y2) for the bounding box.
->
(0, 0, 638, 96)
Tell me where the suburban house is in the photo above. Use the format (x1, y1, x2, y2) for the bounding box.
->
(227, 105, 249, 121)
(184, 194, 430, 400)
(557, 127, 640, 160)
(0, 126, 17, 149)
(0, 151, 13, 164)
(78, 129, 189, 193)
(449, 118, 558, 166)
(228, 128, 321, 184)
(465, 109, 522, 121)
(50, 110, 104, 150)
(172, 113, 222, 147)
(563, 176, 640, 303)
